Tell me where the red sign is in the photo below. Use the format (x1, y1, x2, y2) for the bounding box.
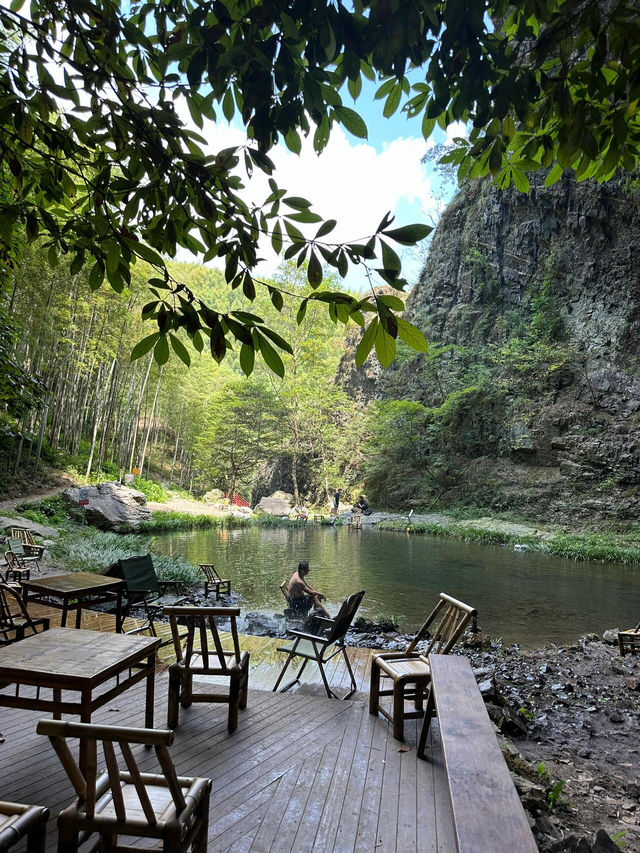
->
(78, 500, 89, 506)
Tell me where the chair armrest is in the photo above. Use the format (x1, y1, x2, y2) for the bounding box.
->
(287, 629, 332, 643)
(23, 544, 45, 558)
(372, 651, 422, 663)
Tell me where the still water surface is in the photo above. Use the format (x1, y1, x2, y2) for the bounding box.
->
(151, 525, 640, 648)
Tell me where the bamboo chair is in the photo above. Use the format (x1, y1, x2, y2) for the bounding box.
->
(273, 590, 365, 699)
(199, 564, 231, 599)
(369, 592, 477, 740)
(36, 719, 211, 853)
(618, 622, 640, 656)
(2, 552, 30, 586)
(165, 606, 250, 732)
(0, 801, 49, 852)
(0, 583, 49, 645)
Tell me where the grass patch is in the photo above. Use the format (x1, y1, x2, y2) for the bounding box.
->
(540, 533, 640, 564)
(377, 519, 640, 565)
(49, 527, 201, 587)
(129, 511, 225, 533)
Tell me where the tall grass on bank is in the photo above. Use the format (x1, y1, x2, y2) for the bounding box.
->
(128, 511, 226, 533)
(377, 520, 640, 565)
(49, 528, 201, 587)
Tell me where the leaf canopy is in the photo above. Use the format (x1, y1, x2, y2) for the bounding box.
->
(0, 0, 638, 374)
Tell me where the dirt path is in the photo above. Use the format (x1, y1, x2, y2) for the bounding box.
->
(0, 474, 75, 513)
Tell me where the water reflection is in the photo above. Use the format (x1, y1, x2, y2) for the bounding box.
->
(151, 525, 640, 648)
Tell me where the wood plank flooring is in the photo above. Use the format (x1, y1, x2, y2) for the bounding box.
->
(0, 618, 456, 852)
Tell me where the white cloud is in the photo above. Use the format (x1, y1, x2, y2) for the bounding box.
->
(176, 107, 440, 291)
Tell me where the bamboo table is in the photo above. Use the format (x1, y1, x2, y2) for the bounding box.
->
(21, 572, 126, 632)
(0, 628, 160, 773)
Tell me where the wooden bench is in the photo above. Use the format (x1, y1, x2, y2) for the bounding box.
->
(418, 654, 537, 853)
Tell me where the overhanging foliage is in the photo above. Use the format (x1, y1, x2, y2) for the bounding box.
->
(0, 0, 638, 373)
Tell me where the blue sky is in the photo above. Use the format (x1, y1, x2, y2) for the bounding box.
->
(177, 75, 462, 292)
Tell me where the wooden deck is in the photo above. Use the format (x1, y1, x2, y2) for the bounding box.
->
(0, 606, 458, 851)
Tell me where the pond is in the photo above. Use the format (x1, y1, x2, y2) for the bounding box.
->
(151, 524, 640, 648)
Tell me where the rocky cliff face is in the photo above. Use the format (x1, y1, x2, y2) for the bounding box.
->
(342, 173, 640, 520)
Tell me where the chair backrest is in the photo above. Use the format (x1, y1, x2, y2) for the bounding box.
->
(4, 551, 25, 571)
(116, 555, 160, 595)
(407, 592, 477, 656)
(0, 583, 43, 643)
(199, 563, 221, 582)
(8, 528, 34, 546)
(8, 538, 25, 557)
(37, 719, 186, 823)
(324, 590, 365, 645)
(164, 606, 243, 670)
(279, 581, 290, 603)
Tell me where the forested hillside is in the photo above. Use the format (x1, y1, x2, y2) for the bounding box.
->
(1, 250, 362, 505)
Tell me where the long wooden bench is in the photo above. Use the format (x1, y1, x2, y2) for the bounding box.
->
(418, 653, 538, 853)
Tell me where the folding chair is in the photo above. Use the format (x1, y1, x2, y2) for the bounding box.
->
(37, 719, 211, 852)
(273, 590, 365, 699)
(165, 606, 249, 732)
(107, 555, 187, 636)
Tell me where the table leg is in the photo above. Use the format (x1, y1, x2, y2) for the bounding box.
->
(53, 688, 62, 720)
(75, 605, 82, 629)
(79, 689, 92, 776)
(417, 686, 436, 759)
(61, 601, 69, 628)
(115, 587, 124, 633)
(145, 652, 155, 729)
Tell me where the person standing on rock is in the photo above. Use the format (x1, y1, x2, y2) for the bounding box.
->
(333, 488, 342, 515)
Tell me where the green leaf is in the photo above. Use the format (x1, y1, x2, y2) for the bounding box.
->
(315, 219, 337, 239)
(154, 334, 170, 365)
(381, 223, 432, 245)
(257, 333, 285, 377)
(170, 333, 191, 366)
(261, 326, 294, 354)
(131, 333, 159, 361)
(271, 221, 283, 254)
(88, 262, 104, 291)
(333, 106, 367, 139)
(511, 167, 530, 193)
(239, 343, 255, 376)
(284, 128, 302, 153)
(383, 85, 402, 118)
(545, 163, 564, 187)
(134, 242, 164, 267)
(269, 287, 284, 311)
(375, 324, 396, 367)
(377, 294, 405, 311)
(396, 317, 428, 353)
(355, 318, 378, 367)
(297, 299, 308, 324)
(307, 251, 322, 287)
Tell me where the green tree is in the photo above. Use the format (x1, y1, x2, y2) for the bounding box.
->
(192, 380, 281, 498)
(1, 0, 636, 372)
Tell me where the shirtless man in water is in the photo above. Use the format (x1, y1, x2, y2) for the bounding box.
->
(288, 561, 331, 618)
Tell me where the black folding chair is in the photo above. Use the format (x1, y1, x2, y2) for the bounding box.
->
(273, 590, 365, 699)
